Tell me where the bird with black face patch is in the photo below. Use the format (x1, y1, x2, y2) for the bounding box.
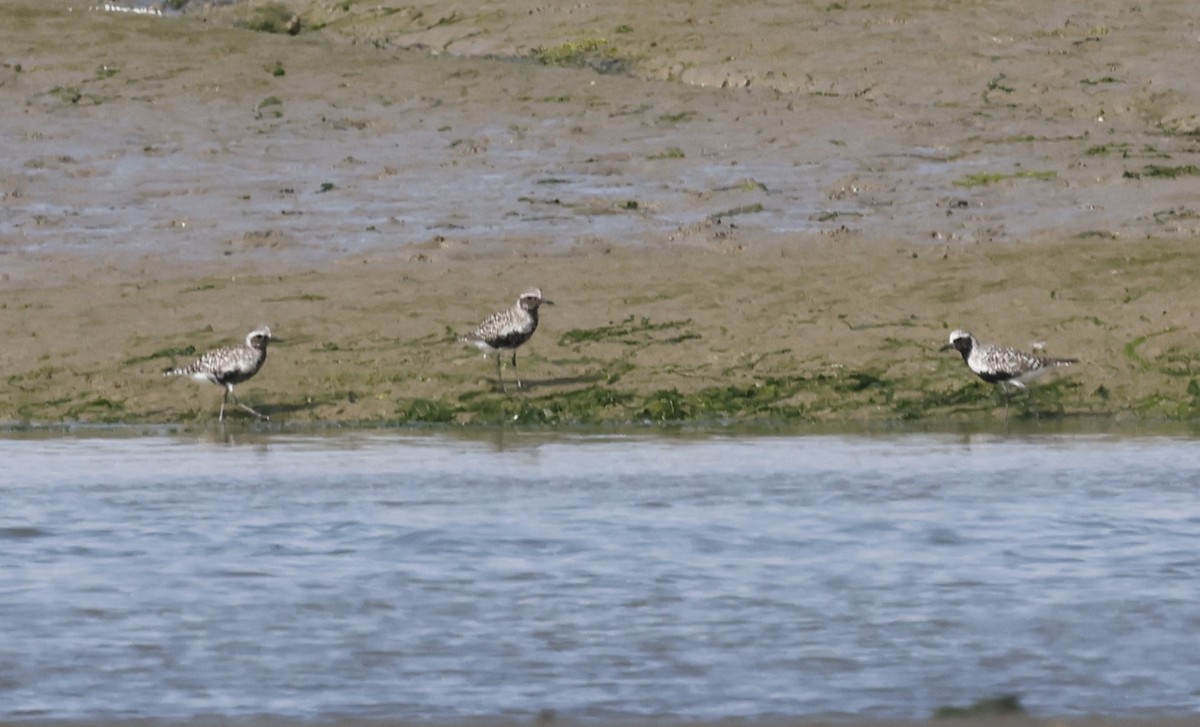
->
(163, 326, 278, 421)
(461, 288, 552, 392)
(940, 328, 1077, 413)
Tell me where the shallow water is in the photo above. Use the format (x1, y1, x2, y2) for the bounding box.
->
(2, 431, 1199, 720)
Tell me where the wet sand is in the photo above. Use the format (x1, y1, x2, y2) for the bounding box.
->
(3, 0, 1200, 426)
(7, 718, 1200, 727)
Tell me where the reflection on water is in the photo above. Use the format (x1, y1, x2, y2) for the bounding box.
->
(1, 431, 1199, 720)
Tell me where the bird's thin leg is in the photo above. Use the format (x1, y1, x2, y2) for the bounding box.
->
(220, 387, 229, 422)
(236, 402, 269, 421)
(230, 388, 269, 421)
(512, 351, 522, 390)
(494, 354, 506, 393)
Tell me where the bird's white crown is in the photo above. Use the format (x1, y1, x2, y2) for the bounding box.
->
(947, 329, 974, 345)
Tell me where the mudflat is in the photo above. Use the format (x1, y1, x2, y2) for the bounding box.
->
(4, 717, 1200, 727)
(3, 0, 1200, 426)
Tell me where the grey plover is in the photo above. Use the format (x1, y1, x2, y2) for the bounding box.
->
(163, 326, 278, 421)
(461, 288, 552, 392)
(941, 329, 1078, 412)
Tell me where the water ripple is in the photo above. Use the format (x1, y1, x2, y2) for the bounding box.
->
(0, 433, 1198, 720)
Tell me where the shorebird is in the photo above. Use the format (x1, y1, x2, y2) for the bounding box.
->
(940, 329, 1078, 413)
(163, 326, 278, 421)
(461, 288, 552, 392)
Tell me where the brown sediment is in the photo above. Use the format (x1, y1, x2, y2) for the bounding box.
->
(2, 0, 1200, 427)
(4, 718, 1200, 727)
(5, 235, 1200, 426)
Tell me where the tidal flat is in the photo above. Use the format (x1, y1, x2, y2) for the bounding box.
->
(3, 0, 1200, 428)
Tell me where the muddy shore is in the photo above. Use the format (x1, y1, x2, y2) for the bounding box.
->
(7, 717, 1200, 727)
(4, 5, 1200, 727)
(3, 0, 1200, 427)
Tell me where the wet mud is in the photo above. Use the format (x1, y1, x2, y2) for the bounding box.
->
(2, 0, 1200, 427)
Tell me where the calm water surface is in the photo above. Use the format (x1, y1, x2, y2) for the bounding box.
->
(2, 431, 1199, 720)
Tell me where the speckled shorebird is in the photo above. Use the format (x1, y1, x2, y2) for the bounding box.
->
(940, 329, 1078, 412)
(163, 326, 278, 421)
(461, 288, 552, 392)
